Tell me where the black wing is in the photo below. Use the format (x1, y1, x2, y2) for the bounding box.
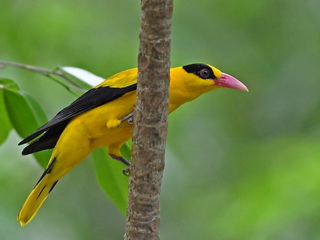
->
(20, 84, 137, 155)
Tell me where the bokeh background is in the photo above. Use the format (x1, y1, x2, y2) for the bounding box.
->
(1, 0, 320, 239)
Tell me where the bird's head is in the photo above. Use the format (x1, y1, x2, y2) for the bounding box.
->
(181, 63, 248, 93)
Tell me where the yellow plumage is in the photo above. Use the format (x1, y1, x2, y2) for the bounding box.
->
(17, 64, 248, 226)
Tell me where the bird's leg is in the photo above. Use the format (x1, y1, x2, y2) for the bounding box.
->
(120, 112, 134, 125)
(110, 155, 131, 176)
(110, 155, 130, 166)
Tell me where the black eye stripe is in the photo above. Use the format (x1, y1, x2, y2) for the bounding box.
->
(182, 63, 216, 79)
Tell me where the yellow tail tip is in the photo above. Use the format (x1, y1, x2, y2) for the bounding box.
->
(18, 218, 27, 227)
(17, 214, 28, 227)
(20, 222, 27, 227)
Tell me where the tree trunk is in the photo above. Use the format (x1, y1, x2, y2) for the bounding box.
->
(124, 0, 173, 239)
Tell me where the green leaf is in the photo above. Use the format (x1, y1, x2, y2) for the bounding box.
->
(24, 94, 48, 126)
(92, 145, 131, 215)
(57, 66, 104, 89)
(0, 78, 20, 91)
(121, 141, 132, 159)
(3, 87, 50, 168)
(4, 88, 40, 138)
(32, 151, 52, 169)
(0, 79, 14, 145)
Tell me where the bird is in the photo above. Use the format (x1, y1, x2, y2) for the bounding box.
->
(17, 63, 248, 226)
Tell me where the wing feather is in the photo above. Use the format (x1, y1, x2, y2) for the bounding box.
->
(20, 83, 137, 153)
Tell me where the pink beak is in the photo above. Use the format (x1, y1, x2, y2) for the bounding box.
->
(214, 73, 248, 92)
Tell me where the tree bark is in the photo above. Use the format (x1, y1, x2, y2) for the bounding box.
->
(124, 0, 173, 239)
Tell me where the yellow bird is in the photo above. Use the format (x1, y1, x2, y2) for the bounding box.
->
(17, 63, 248, 226)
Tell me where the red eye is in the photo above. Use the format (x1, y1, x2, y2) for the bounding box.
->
(199, 68, 210, 79)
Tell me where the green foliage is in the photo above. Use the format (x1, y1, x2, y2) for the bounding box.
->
(0, 68, 131, 215)
(0, 79, 51, 168)
(57, 66, 104, 89)
(4, 86, 44, 138)
(1, 0, 320, 239)
(92, 144, 131, 215)
(1, 79, 50, 168)
(0, 80, 13, 145)
(58, 67, 131, 213)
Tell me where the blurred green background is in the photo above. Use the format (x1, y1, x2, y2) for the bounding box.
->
(1, 0, 320, 239)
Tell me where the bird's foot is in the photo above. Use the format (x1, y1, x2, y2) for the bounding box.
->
(122, 168, 131, 176)
(110, 155, 131, 176)
(121, 112, 134, 125)
(110, 155, 131, 166)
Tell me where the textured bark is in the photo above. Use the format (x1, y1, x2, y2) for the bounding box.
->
(124, 0, 173, 239)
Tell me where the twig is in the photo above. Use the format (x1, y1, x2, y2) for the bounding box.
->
(46, 75, 84, 97)
(0, 60, 82, 88)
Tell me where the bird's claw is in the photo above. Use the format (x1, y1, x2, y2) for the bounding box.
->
(123, 168, 131, 176)
(128, 116, 134, 124)
(121, 112, 134, 125)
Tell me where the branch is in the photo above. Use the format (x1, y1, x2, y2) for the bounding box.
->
(124, 0, 173, 239)
(0, 60, 81, 88)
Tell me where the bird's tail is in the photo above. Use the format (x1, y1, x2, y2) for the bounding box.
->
(17, 159, 58, 227)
